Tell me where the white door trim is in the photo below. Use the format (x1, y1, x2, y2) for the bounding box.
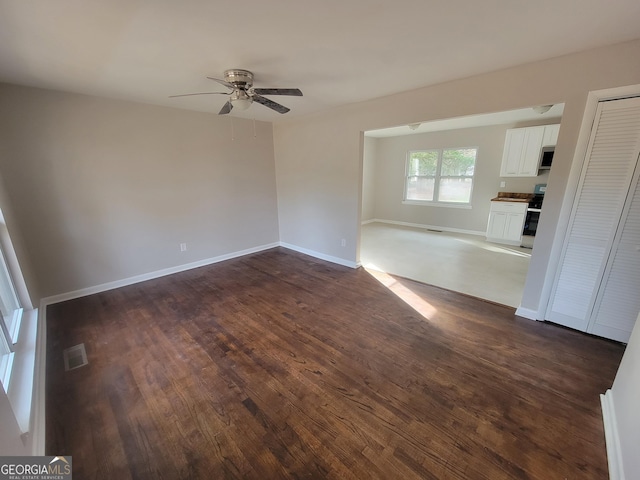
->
(537, 84, 640, 321)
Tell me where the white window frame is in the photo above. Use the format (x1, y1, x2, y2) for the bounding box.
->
(0, 239, 23, 391)
(403, 147, 477, 208)
(0, 208, 40, 445)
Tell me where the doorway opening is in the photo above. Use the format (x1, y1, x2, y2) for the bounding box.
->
(360, 105, 564, 308)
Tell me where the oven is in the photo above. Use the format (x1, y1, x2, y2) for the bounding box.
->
(523, 194, 544, 236)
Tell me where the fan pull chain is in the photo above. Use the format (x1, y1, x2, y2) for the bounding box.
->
(230, 116, 235, 141)
(253, 118, 257, 139)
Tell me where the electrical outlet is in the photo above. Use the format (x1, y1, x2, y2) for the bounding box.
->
(341, 238, 346, 247)
(500, 181, 506, 188)
(180, 243, 187, 252)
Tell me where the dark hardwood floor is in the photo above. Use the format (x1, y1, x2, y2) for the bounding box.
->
(45, 247, 625, 479)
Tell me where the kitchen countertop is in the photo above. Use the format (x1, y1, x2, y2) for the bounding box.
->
(490, 192, 534, 203)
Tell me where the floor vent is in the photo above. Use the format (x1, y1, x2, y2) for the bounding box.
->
(63, 343, 88, 371)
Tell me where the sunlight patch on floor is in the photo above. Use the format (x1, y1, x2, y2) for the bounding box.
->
(365, 266, 438, 320)
(360, 223, 530, 307)
(455, 238, 532, 258)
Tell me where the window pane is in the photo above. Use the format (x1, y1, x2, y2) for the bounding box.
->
(0, 247, 19, 376)
(0, 332, 10, 357)
(406, 177, 435, 201)
(0, 247, 20, 345)
(438, 178, 473, 203)
(408, 151, 438, 176)
(441, 148, 476, 176)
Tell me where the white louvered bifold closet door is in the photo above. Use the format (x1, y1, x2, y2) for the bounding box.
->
(588, 155, 640, 342)
(546, 97, 640, 341)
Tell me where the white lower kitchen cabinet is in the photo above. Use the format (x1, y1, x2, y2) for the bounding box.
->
(486, 201, 527, 246)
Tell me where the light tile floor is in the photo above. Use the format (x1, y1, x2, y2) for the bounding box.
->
(359, 222, 532, 308)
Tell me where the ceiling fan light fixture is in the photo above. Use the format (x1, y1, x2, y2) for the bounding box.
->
(230, 90, 253, 111)
(532, 104, 554, 114)
(231, 97, 253, 111)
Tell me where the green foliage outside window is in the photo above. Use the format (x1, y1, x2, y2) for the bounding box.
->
(406, 148, 477, 204)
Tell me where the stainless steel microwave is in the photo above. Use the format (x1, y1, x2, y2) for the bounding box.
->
(539, 147, 554, 170)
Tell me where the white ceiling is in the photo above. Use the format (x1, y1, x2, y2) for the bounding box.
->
(0, 0, 638, 122)
(366, 104, 565, 137)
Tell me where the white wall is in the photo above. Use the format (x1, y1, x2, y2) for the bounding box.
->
(274, 113, 362, 262)
(273, 38, 640, 314)
(0, 84, 280, 298)
(361, 136, 377, 222)
(603, 313, 640, 478)
(363, 123, 554, 233)
(0, 388, 27, 455)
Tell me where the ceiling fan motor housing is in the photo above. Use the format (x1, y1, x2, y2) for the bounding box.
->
(224, 69, 254, 89)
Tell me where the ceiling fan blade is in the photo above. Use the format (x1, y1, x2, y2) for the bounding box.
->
(253, 88, 303, 96)
(207, 76, 235, 89)
(252, 95, 290, 114)
(169, 92, 230, 98)
(218, 101, 233, 115)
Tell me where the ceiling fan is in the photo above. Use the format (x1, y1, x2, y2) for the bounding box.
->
(170, 69, 302, 115)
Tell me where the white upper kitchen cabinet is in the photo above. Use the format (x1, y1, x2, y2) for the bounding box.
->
(500, 124, 560, 177)
(542, 123, 560, 146)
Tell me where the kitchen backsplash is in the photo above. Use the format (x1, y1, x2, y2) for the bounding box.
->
(498, 169, 550, 194)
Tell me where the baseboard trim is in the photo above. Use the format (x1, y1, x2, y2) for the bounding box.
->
(366, 219, 485, 237)
(601, 390, 624, 480)
(39, 241, 360, 307)
(40, 242, 280, 307)
(485, 236, 521, 247)
(514, 307, 539, 321)
(279, 243, 358, 269)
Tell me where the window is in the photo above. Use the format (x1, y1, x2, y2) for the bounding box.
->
(0, 209, 39, 442)
(0, 244, 23, 391)
(404, 148, 477, 205)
